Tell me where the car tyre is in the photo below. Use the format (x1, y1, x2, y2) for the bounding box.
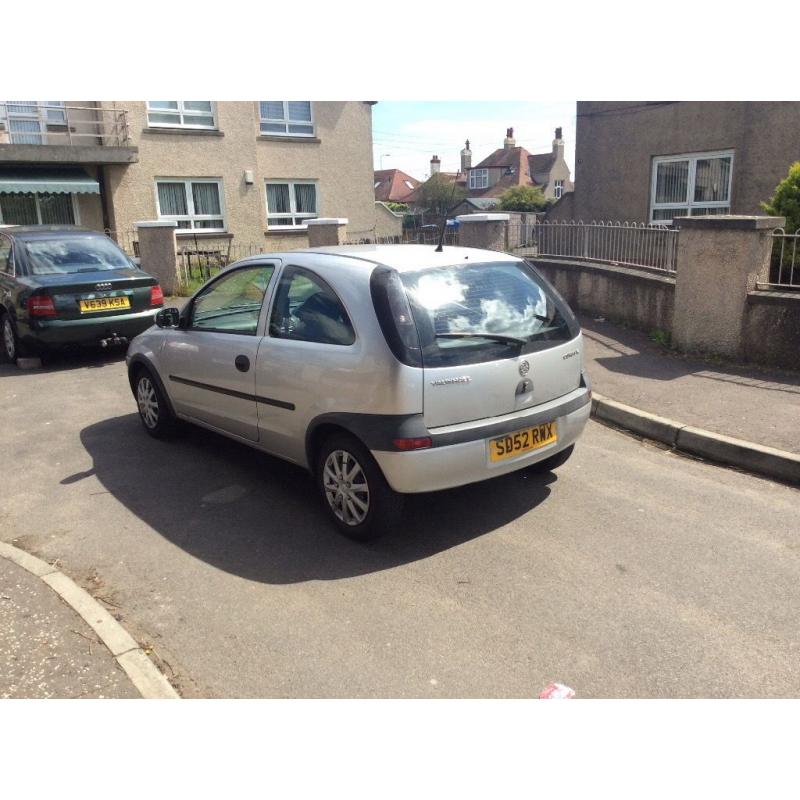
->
(527, 443, 575, 473)
(316, 432, 403, 542)
(1, 313, 28, 364)
(134, 367, 177, 439)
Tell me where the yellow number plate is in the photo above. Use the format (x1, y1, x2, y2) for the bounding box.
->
(79, 296, 130, 313)
(489, 421, 558, 462)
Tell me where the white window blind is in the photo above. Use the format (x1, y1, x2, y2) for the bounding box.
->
(147, 101, 216, 129)
(156, 179, 225, 230)
(266, 180, 318, 227)
(650, 151, 733, 224)
(259, 102, 314, 136)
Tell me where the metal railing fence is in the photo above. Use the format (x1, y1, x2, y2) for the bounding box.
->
(0, 103, 130, 147)
(177, 241, 267, 285)
(510, 219, 680, 274)
(762, 229, 800, 289)
(344, 227, 457, 246)
(105, 228, 138, 257)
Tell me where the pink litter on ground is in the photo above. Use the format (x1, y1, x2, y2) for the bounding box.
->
(539, 683, 575, 699)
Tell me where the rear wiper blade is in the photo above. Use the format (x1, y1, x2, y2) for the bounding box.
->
(435, 332, 527, 345)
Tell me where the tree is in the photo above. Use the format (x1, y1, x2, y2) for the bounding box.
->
(385, 202, 409, 213)
(762, 161, 800, 234)
(418, 173, 467, 216)
(497, 185, 549, 212)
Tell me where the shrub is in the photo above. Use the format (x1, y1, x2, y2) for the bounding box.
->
(497, 185, 549, 212)
(386, 202, 409, 213)
(418, 173, 467, 216)
(761, 161, 800, 234)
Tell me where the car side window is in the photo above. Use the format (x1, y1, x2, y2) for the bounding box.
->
(190, 265, 274, 334)
(0, 237, 12, 275)
(268, 266, 355, 346)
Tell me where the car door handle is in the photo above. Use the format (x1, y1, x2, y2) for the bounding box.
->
(235, 355, 250, 372)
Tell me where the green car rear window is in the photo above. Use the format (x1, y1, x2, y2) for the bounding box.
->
(24, 237, 131, 275)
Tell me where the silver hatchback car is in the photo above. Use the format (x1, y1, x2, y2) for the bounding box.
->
(126, 245, 591, 540)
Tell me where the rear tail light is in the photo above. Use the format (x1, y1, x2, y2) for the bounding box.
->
(150, 285, 164, 307)
(392, 437, 432, 451)
(27, 295, 57, 318)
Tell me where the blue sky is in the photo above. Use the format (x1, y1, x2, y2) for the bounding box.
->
(372, 101, 576, 181)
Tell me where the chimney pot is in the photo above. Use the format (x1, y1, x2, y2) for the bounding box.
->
(461, 139, 472, 172)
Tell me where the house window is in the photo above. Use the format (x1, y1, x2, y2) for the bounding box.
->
(147, 102, 216, 129)
(469, 168, 489, 190)
(1, 101, 66, 144)
(155, 179, 225, 231)
(554, 179, 564, 199)
(650, 150, 733, 224)
(0, 192, 77, 225)
(259, 102, 314, 137)
(404, 180, 415, 190)
(266, 180, 318, 228)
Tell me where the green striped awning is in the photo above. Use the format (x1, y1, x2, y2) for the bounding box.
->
(0, 168, 100, 195)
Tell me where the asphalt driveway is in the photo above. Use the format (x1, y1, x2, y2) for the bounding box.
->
(2, 348, 799, 697)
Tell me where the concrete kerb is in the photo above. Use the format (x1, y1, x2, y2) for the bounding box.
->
(592, 393, 800, 485)
(0, 541, 179, 699)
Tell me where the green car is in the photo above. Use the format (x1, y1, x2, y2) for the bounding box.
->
(0, 225, 163, 361)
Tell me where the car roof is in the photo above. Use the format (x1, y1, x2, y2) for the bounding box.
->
(0, 225, 101, 241)
(238, 244, 524, 273)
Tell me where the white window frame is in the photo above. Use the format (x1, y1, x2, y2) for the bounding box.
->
(265, 179, 319, 230)
(554, 179, 564, 199)
(0, 192, 80, 225)
(259, 102, 315, 137)
(469, 168, 489, 190)
(1, 101, 66, 143)
(650, 149, 734, 225)
(146, 101, 217, 130)
(154, 178, 227, 232)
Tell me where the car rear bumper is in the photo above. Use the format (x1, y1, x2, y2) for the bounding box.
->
(372, 387, 591, 493)
(23, 310, 158, 347)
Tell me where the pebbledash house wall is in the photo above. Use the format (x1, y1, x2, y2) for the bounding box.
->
(101, 101, 377, 249)
(571, 101, 800, 223)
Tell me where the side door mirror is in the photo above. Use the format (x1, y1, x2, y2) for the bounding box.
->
(155, 307, 181, 328)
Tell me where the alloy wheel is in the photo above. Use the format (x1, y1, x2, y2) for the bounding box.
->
(136, 376, 159, 429)
(322, 449, 370, 526)
(3, 318, 15, 362)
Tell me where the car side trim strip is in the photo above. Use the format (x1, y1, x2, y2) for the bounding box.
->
(168, 374, 295, 411)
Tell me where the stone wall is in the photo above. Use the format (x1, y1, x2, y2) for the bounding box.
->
(533, 258, 675, 334)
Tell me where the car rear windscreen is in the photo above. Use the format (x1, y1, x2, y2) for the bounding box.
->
(23, 236, 132, 275)
(399, 261, 576, 367)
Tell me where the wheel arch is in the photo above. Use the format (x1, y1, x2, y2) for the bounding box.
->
(305, 421, 364, 476)
(127, 354, 177, 418)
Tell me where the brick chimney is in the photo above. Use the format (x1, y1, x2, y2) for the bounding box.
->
(503, 127, 515, 149)
(460, 139, 472, 172)
(552, 126, 564, 159)
(430, 154, 441, 175)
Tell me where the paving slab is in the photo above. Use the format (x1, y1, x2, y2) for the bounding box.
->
(580, 314, 800, 454)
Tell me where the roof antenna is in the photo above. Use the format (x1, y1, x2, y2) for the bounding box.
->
(435, 166, 461, 253)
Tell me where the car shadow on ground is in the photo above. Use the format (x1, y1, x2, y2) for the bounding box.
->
(74, 413, 556, 585)
(0, 346, 128, 378)
(580, 316, 800, 390)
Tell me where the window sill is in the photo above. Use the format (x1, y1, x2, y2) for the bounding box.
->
(265, 228, 308, 236)
(143, 127, 224, 137)
(257, 135, 321, 144)
(175, 231, 233, 239)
